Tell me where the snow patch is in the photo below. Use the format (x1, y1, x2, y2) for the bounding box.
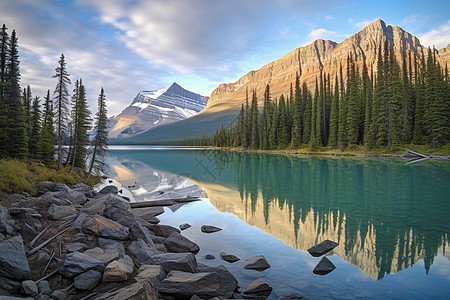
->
(143, 84, 171, 99)
(133, 186, 148, 195)
(132, 102, 150, 111)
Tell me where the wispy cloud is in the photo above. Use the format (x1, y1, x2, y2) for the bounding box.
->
(417, 20, 450, 49)
(303, 28, 347, 45)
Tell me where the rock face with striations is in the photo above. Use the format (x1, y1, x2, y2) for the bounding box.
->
(125, 19, 450, 143)
(108, 82, 208, 139)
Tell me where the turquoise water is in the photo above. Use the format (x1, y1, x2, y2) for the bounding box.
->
(108, 147, 450, 299)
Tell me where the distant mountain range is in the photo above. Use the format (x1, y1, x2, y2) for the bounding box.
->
(108, 82, 208, 140)
(113, 19, 450, 144)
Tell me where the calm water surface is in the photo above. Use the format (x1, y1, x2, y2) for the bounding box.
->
(108, 146, 450, 300)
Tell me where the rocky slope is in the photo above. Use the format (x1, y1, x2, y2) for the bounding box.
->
(124, 19, 450, 143)
(109, 82, 208, 139)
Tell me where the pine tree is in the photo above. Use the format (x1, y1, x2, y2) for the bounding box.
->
(278, 94, 289, 147)
(328, 75, 339, 147)
(269, 100, 279, 148)
(53, 53, 71, 169)
(388, 53, 404, 146)
(346, 54, 360, 145)
(37, 90, 55, 165)
(337, 63, 348, 146)
(250, 90, 259, 149)
(29, 95, 41, 157)
(413, 50, 427, 144)
(244, 88, 250, 148)
(303, 84, 312, 144)
(374, 42, 388, 146)
(237, 104, 245, 146)
(66, 79, 79, 165)
(362, 60, 373, 144)
(71, 80, 91, 169)
(291, 73, 302, 147)
(87, 88, 109, 182)
(0, 24, 9, 104)
(5, 29, 28, 158)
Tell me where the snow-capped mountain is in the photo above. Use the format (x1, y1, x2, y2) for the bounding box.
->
(108, 82, 208, 139)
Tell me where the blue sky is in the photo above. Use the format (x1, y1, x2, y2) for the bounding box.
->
(1, 0, 449, 116)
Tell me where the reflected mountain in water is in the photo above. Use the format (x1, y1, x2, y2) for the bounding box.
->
(109, 149, 450, 279)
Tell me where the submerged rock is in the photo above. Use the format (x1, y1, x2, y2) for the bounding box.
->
(243, 278, 272, 298)
(241, 255, 271, 271)
(201, 225, 222, 233)
(313, 256, 336, 275)
(220, 252, 240, 263)
(307, 240, 339, 257)
(179, 223, 191, 230)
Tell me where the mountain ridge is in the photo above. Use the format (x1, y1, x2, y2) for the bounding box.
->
(114, 19, 449, 144)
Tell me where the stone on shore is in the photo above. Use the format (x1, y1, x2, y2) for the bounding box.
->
(220, 252, 240, 263)
(47, 204, 77, 220)
(243, 278, 272, 298)
(201, 225, 222, 233)
(103, 255, 134, 282)
(21, 280, 38, 296)
(82, 214, 129, 240)
(98, 185, 119, 194)
(37, 280, 51, 295)
(135, 264, 166, 289)
(159, 270, 222, 299)
(129, 221, 156, 246)
(241, 255, 271, 271)
(51, 289, 69, 300)
(164, 232, 200, 253)
(307, 240, 339, 257)
(145, 252, 198, 273)
(59, 251, 105, 277)
(313, 256, 336, 275)
(83, 245, 122, 264)
(0, 235, 31, 279)
(0, 205, 14, 234)
(128, 239, 158, 263)
(148, 224, 180, 238)
(197, 264, 238, 298)
(74, 269, 102, 290)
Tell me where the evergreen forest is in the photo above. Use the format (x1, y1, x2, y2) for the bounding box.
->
(0, 24, 109, 179)
(186, 40, 450, 152)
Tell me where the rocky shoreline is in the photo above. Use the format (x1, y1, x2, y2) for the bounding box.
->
(0, 181, 283, 300)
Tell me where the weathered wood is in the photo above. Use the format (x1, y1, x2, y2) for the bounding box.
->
(130, 197, 199, 208)
(405, 149, 429, 158)
(406, 157, 431, 165)
(29, 224, 52, 248)
(36, 267, 60, 283)
(27, 227, 70, 256)
(42, 250, 55, 276)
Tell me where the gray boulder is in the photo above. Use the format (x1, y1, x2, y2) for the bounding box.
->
(0, 235, 31, 279)
(94, 280, 157, 300)
(38, 191, 73, 206)
(148, 224, 180, 238)
(83, 246, 121, 264)
(197, 264, 238, 298)
(21, 280, 38, 296)
(241, 255, 271, 271)
(71, 183, 91, 192)
(128, 239, 158, 263)
(82, 214, 129, 240)
(59, 251, 105, 277)
(135, 264, 166, 289)
(74, 269, 102, 290)
(159, 270, 222, 299)
(164, 232, 200, 253)
(307, 240, 339, 257)
(313, 256, 336, 275)
(47, 204, 77, 220)
(179, 223, 191, 230)
(51, 289, 69, 300)
(129, 221, 156, 247)
(278, 293, 304, 299)
(145, 252, 198, 273)
(99, 185, 119, 194)
(0, 206, 14, 234)
(243, 278, 272, 298)
(201, 225, 222, 233)
(220, 252, 240, 263)
(37, 280, 51, 295)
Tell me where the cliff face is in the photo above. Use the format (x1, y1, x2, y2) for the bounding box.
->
(206, 19, 449, 112)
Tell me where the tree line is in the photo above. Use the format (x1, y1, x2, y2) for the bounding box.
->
(185, 40, 449, 150)
(0, 24, 109, 180)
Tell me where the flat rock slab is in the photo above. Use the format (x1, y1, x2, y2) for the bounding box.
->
(103, 256, 134, 282)
(278, 293, 304, 299)
(313, 256, 336, 275)
(164, 232, 200, 254)
(74, 269, 102, 290)
(94, 280, 157, 300)
(135, 264, 166, 288)
(0, 235, 31, 279)
(59, 251, 105, 277)
(133, 207, 165, 218)
(98, 185, 119, 194)
(148, 224, 180, 238)
(220, 252, 240, 263)
(130, 199, 175, 208)
(21, 280, 38, 296)
(159, 270, 222, 299)
(241, 255, 271, 271)
(307, 240, 339, 257)
(145, 252, 198, 273)
(201, 225, 222, 233)
(82, 214, 129, 240)
(197, 264, 238, 299)
(244, 278, 272, 297)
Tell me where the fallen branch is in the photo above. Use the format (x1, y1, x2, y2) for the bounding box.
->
(36, 267, 60, 283)
(27, 227, 70, 256)
(41, 250, 55, 276)
(29, 224, 52, 248)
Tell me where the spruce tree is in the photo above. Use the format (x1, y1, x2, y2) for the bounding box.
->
(269, 100, 279, 149)
(250, 90, 259, 149)
(87, 88, 109, 182)
(278, 94, 289, 147)
(37, 90, 55, 165)
(71, 80, 91, 169)
(53, 53, 71, 169)
(291, 75, 302, 147)
(337, 63, 348, 146)
(362, 60, 373, 144)
(346, 54, 360, 145)
(328, 75, 339, 147)
(0, 24, 8, 103)
(29, 95, 41, 157)
(303, 84, 312, 144)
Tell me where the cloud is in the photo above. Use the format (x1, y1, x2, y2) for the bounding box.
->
(353, 18, 381, 30)
(304, 28, 347, 45)
(417, 20, 450, 49)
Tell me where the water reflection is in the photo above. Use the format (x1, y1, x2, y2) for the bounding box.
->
(109, 149, 450, 280)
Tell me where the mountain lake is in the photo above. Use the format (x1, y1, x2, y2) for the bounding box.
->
(107, 146, 450, 300)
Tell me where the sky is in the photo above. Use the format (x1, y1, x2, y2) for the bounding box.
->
(1, 0, 449, 116)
